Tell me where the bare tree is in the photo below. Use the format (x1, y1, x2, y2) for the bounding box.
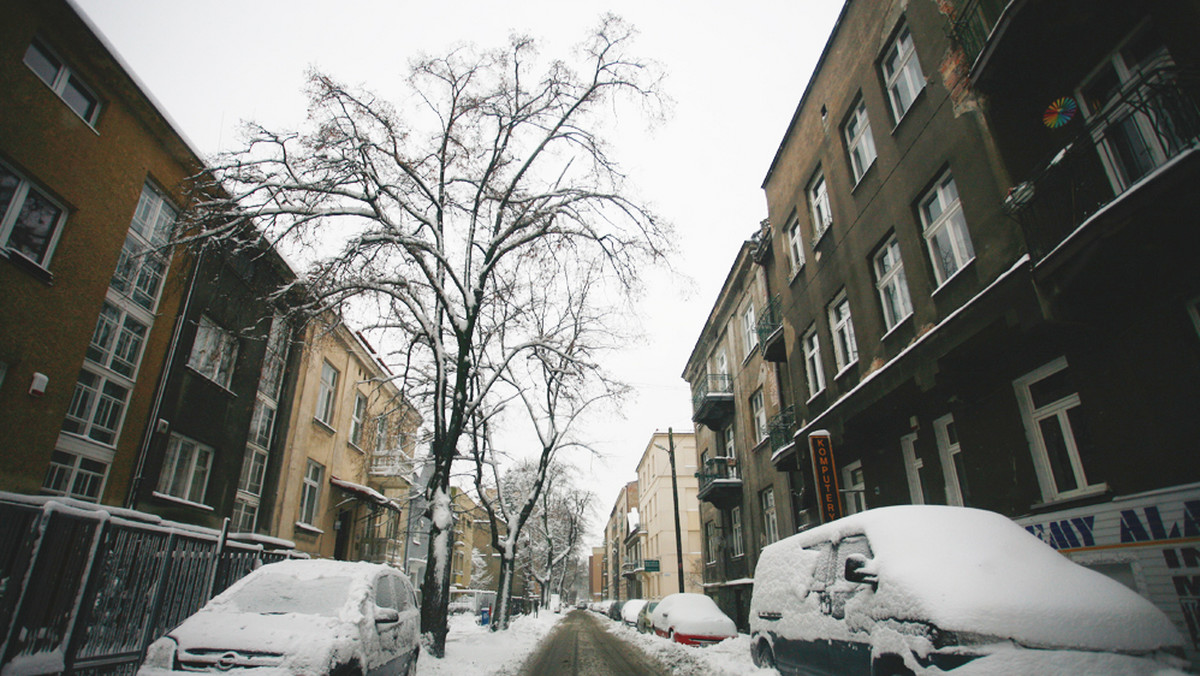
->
(182, 16, 668, 656)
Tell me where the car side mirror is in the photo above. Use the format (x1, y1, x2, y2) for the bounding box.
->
(844, 553, 877, 587)
(375, 607, 400, 624)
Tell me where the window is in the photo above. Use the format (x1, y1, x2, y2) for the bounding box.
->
(750, 389, 768, 443)
(761, 487, 779, 544)
(935, 414, 969, 506)
(786, 212, 805, 275)
(723, 424, 736, 458)
(110, 184, 176, 312)
(705, 521, 718, 564)
(62, 368, 129, 446)
(1014, 358, 1102, 502)
(828, 291, 859, 374)
(231, 496, 258, 532)
(157, 433, 213, 505)
(188, 315, 238, 388)
(249, 397, 276, 449)
(874, 237, 913, 331)
(24, 39, 101, 124)
(881, 22, 925, 122)
(350, 392, 367, 447)
(742, 302, 758, 353)
(374, 415, 391, 455)
(316, 361, 339, 425)
(730, 506, 745, 557)
(920, 173, 975, 286)
(237, 444, 269, 496)
(300, 459, 325, 525)
(714, 349, 729, 377)
(844, 99, 877, 182)
(258, 314, 290, 399)
(900, 433, 933, 505)
(843, 461, 866, 515)
(0, 162, 67, 268)
(86, 302, 149, 378)
(1078, 26, 1179, 192)
(42, 450, 107, 501)
(808, 170, 832, 242)
(803, 325, 826, 399)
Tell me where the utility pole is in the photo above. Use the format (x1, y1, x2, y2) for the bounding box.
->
(667, 428, 685, 593)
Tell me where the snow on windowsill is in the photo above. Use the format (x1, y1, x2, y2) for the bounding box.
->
(782, 254, 1032, 462)
(151, 491, 214, 512)
(1029, 483, 1110, 512)
(930, 257, 976, 297)
(294, 521, 324, 535)
(312, 417, 336, 434)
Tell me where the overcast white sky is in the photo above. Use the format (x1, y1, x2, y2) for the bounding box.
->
(72, 0, 845, 545)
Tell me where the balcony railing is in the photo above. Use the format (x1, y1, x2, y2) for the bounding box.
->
(369, 453, 410, 477)
(1005, 68, 1200, 260)
(691, 373, 734, 426)
(621, 560, 643, 577)
(950, 0, 1012, 68)
(756, 295, 786, 362)
(768, 406, 796, 455)
(697, 456, 742, 506)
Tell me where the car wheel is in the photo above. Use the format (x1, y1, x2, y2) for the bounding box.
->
(871, 654, 915, 676)
(751, 638, 776, 669)
(330, 659, 363, 676)
(405, 648, 419, 676)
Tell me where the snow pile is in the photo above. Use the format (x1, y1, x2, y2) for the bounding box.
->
(418, 611, 563, 676)
(603, 620, 770, 676)
(932, 646, 1189, 675)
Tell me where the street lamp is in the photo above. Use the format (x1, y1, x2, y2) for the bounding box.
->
(655, 428, 685, 593)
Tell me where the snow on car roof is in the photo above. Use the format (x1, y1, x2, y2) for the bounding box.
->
(754, 505, 1182, 652)
(206, 559, 391, 624)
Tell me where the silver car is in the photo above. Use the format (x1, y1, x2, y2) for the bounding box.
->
(140, 559, 419, 675)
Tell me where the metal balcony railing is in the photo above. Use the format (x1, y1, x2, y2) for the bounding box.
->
(768, 406, 796, 454)
(691, 373, 734, 425)
(756, 295, 786, 361)
(370, 453, 408, 476)
(950, 0, 1012, 67)
(697, 456, 741, 491)
(1005, 68, 1200, 260)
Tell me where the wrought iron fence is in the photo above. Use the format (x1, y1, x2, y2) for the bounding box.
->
(1006, 67, 1200, 259)
(756, 295, 783, 347)
(691, 373, 733, 412)
(768, 406, 796, 454)
(0, 493, 294, 675)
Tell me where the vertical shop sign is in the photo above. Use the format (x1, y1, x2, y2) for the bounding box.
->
(809, 430, 842, 523)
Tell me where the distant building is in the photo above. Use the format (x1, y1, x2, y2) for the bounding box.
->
(633, 430, 703, 600)
(603, 480, 638, 600)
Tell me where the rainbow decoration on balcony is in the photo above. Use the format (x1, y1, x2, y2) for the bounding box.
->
(1043, 97, 1078, 128)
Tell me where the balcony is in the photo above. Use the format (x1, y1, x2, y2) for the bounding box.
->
(369, 453, 410, 477)
(691, 373, 734, 427)
(768, 406, 796, 457)
(950, 0, 1013, 70)
(1005, 68, 1200, 260)
(621, 560, 643, 577)
(756, 295, 786, 362)
(696, 456, 742, 507)
(751, 218, 772, 264)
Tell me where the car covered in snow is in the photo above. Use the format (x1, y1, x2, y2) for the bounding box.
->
(749, 505, 1188, 675)
(139, 559, 419, 676)
(636, 601, 658, 634)
(651, 592, 737, 646)
(620, 599, 648, 627)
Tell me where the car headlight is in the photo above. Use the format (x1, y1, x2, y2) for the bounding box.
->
(143, 636, 178, 669)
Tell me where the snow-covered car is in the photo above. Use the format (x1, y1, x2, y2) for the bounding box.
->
(651, 592, 737, 646)
(636, 601, 658, 634)
(621, 599, 648, 627)
(139, 559, 420, 676)
(749, 505, 1188, 676)
(607, 599, 625, 621)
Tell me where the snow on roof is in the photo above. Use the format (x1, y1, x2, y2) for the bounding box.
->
(331, 476, 400, 513)
(752, 505, 1182, 653)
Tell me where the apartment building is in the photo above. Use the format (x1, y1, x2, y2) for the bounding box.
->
(604, 480, 638, 601)
(632, 430, 703, 601)
(0, 0, 198, 504)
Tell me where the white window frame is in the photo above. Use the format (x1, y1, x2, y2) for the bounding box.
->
(23, 38, 101, 125)
(350, 392, 368, 448)
(803, 325, 826, 400)
(316, 361, 339, 426)
(157, 433, 214, 505)
(62, 366, 130, 447)
(761, 487, 779, 544)
(786, 212, 805, 276)
(742, 302, 758, 354)
(187, 315, 238, 389)
(844, 98, 878, 183)
(0, 161, 68, 269)
(874, 237, 914, 331)
(843, 460, 867, 515)
(705, 521, 718, 564)
(1014, 357, 1105, 502)
(231, 495, 259, 532)
(258, 314, 290, 400)
(111, 184, 176, 313)
(43, 450, 108, 502)
(934, 413, 966, 506)
(881, 22, 925, 122)
(300, 459, 324, 525)
(920, 172, 976, 287)
(808, 170, 833, 243)
(750, 389, 768, 443)
(730, 506, 745, 558)
(900, 433, 926, 505)
(237, 443, 269, 497)
(86, 301, 149, 379)
(248, 396, 276, 450)
(714, 348, 729, 377)
(828, 291, 859, 375)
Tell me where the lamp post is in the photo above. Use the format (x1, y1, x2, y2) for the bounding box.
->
(665, 428, 685, 593)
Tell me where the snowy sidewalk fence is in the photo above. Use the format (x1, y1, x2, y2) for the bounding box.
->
(0, 493, 295, 675)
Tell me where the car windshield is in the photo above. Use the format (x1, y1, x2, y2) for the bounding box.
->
(223, 573, 353, 617)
